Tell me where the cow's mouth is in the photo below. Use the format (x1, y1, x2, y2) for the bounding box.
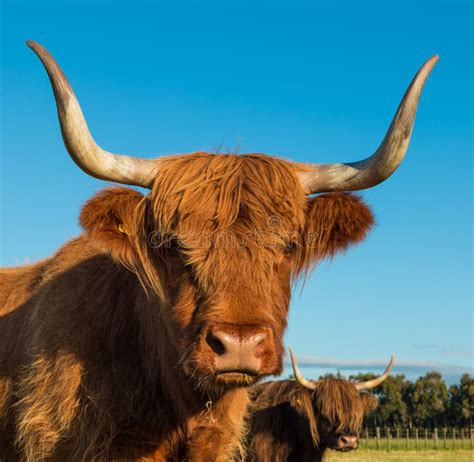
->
(333, 447, 356, 452)
(214, 369, 260, 386)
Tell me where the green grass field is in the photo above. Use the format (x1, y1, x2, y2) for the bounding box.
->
(325, 449, 473, 461)
(359, 438, 471, 451)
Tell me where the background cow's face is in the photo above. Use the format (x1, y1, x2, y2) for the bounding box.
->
(80, 153, 374, 391)
(308, 380, 378, 452)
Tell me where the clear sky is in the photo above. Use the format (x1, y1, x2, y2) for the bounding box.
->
(1, 0, 472, 383)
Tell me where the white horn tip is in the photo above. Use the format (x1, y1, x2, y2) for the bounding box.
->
(388, 352, 395, 367)
(421, 55, 440, 74)
(26, 40, 40, 51)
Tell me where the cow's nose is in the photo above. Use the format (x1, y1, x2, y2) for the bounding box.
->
(206, 325, 269, 373)
(336, 435, 359, 450)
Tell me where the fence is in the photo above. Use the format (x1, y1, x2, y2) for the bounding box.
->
(360, 427, 474, 451)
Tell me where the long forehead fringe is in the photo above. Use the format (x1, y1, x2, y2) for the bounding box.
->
(143, 153, 307, 294)
(150, 153, 306, 232)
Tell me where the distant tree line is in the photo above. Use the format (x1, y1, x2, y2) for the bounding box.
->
(320, 371, 473, 429)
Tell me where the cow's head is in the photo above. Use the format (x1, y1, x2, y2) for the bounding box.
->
(27, 41, 435, 391)
(289, 350, 392, 451)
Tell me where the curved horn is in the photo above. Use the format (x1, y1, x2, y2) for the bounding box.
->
(289, 348, 316, 390)
(298, 55, 438, 194)
(355, 353, 395, 391)
(27, 41, 158, 188)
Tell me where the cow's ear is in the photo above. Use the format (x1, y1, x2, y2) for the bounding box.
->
(295, 193, 374, 273)
(359, 392, 379, 414)
(80, 187, 146, 264)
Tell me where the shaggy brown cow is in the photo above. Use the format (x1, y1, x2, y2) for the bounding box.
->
(247, 351, 393, 461)
(0, 40, 436, 461)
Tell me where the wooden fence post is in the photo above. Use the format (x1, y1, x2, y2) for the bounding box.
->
(461, 427, 465, 449)
(406, 427, 409, 450)
(396, 427, 400, 450)
(424, 428, 428, 449)
(452, 428, 456, 449)
(365, 427, 369, 449)
(376, 427, 380, 450)
(434, 427, 438, 449)
(443, 427, 447, 449)
(387, 427, 391, 452)
(415, 428, 419, 449)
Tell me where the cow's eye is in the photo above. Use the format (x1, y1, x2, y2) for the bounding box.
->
(164, 236, 182, 253)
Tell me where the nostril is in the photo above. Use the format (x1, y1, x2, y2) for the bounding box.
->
(253, 333, 267, 344)
(206, 326, 271, 365)
(206, 331, 226, 355)
(250, 332, 268, 356)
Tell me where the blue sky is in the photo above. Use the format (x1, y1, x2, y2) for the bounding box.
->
(1, 0, 472, 383)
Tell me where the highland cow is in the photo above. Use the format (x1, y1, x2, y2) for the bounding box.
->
(0, 40, 436, 461)
(247, 351, 393, 461)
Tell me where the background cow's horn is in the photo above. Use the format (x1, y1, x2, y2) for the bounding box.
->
(298, 55, 438, 194)
(289, 348, 317, 390)
(27, 41, 159, 188)
(355, 354, 395, 391)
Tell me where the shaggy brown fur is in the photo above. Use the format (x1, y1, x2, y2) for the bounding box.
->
(0, 152, 374, 461)
(247, 378, 378, 461)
